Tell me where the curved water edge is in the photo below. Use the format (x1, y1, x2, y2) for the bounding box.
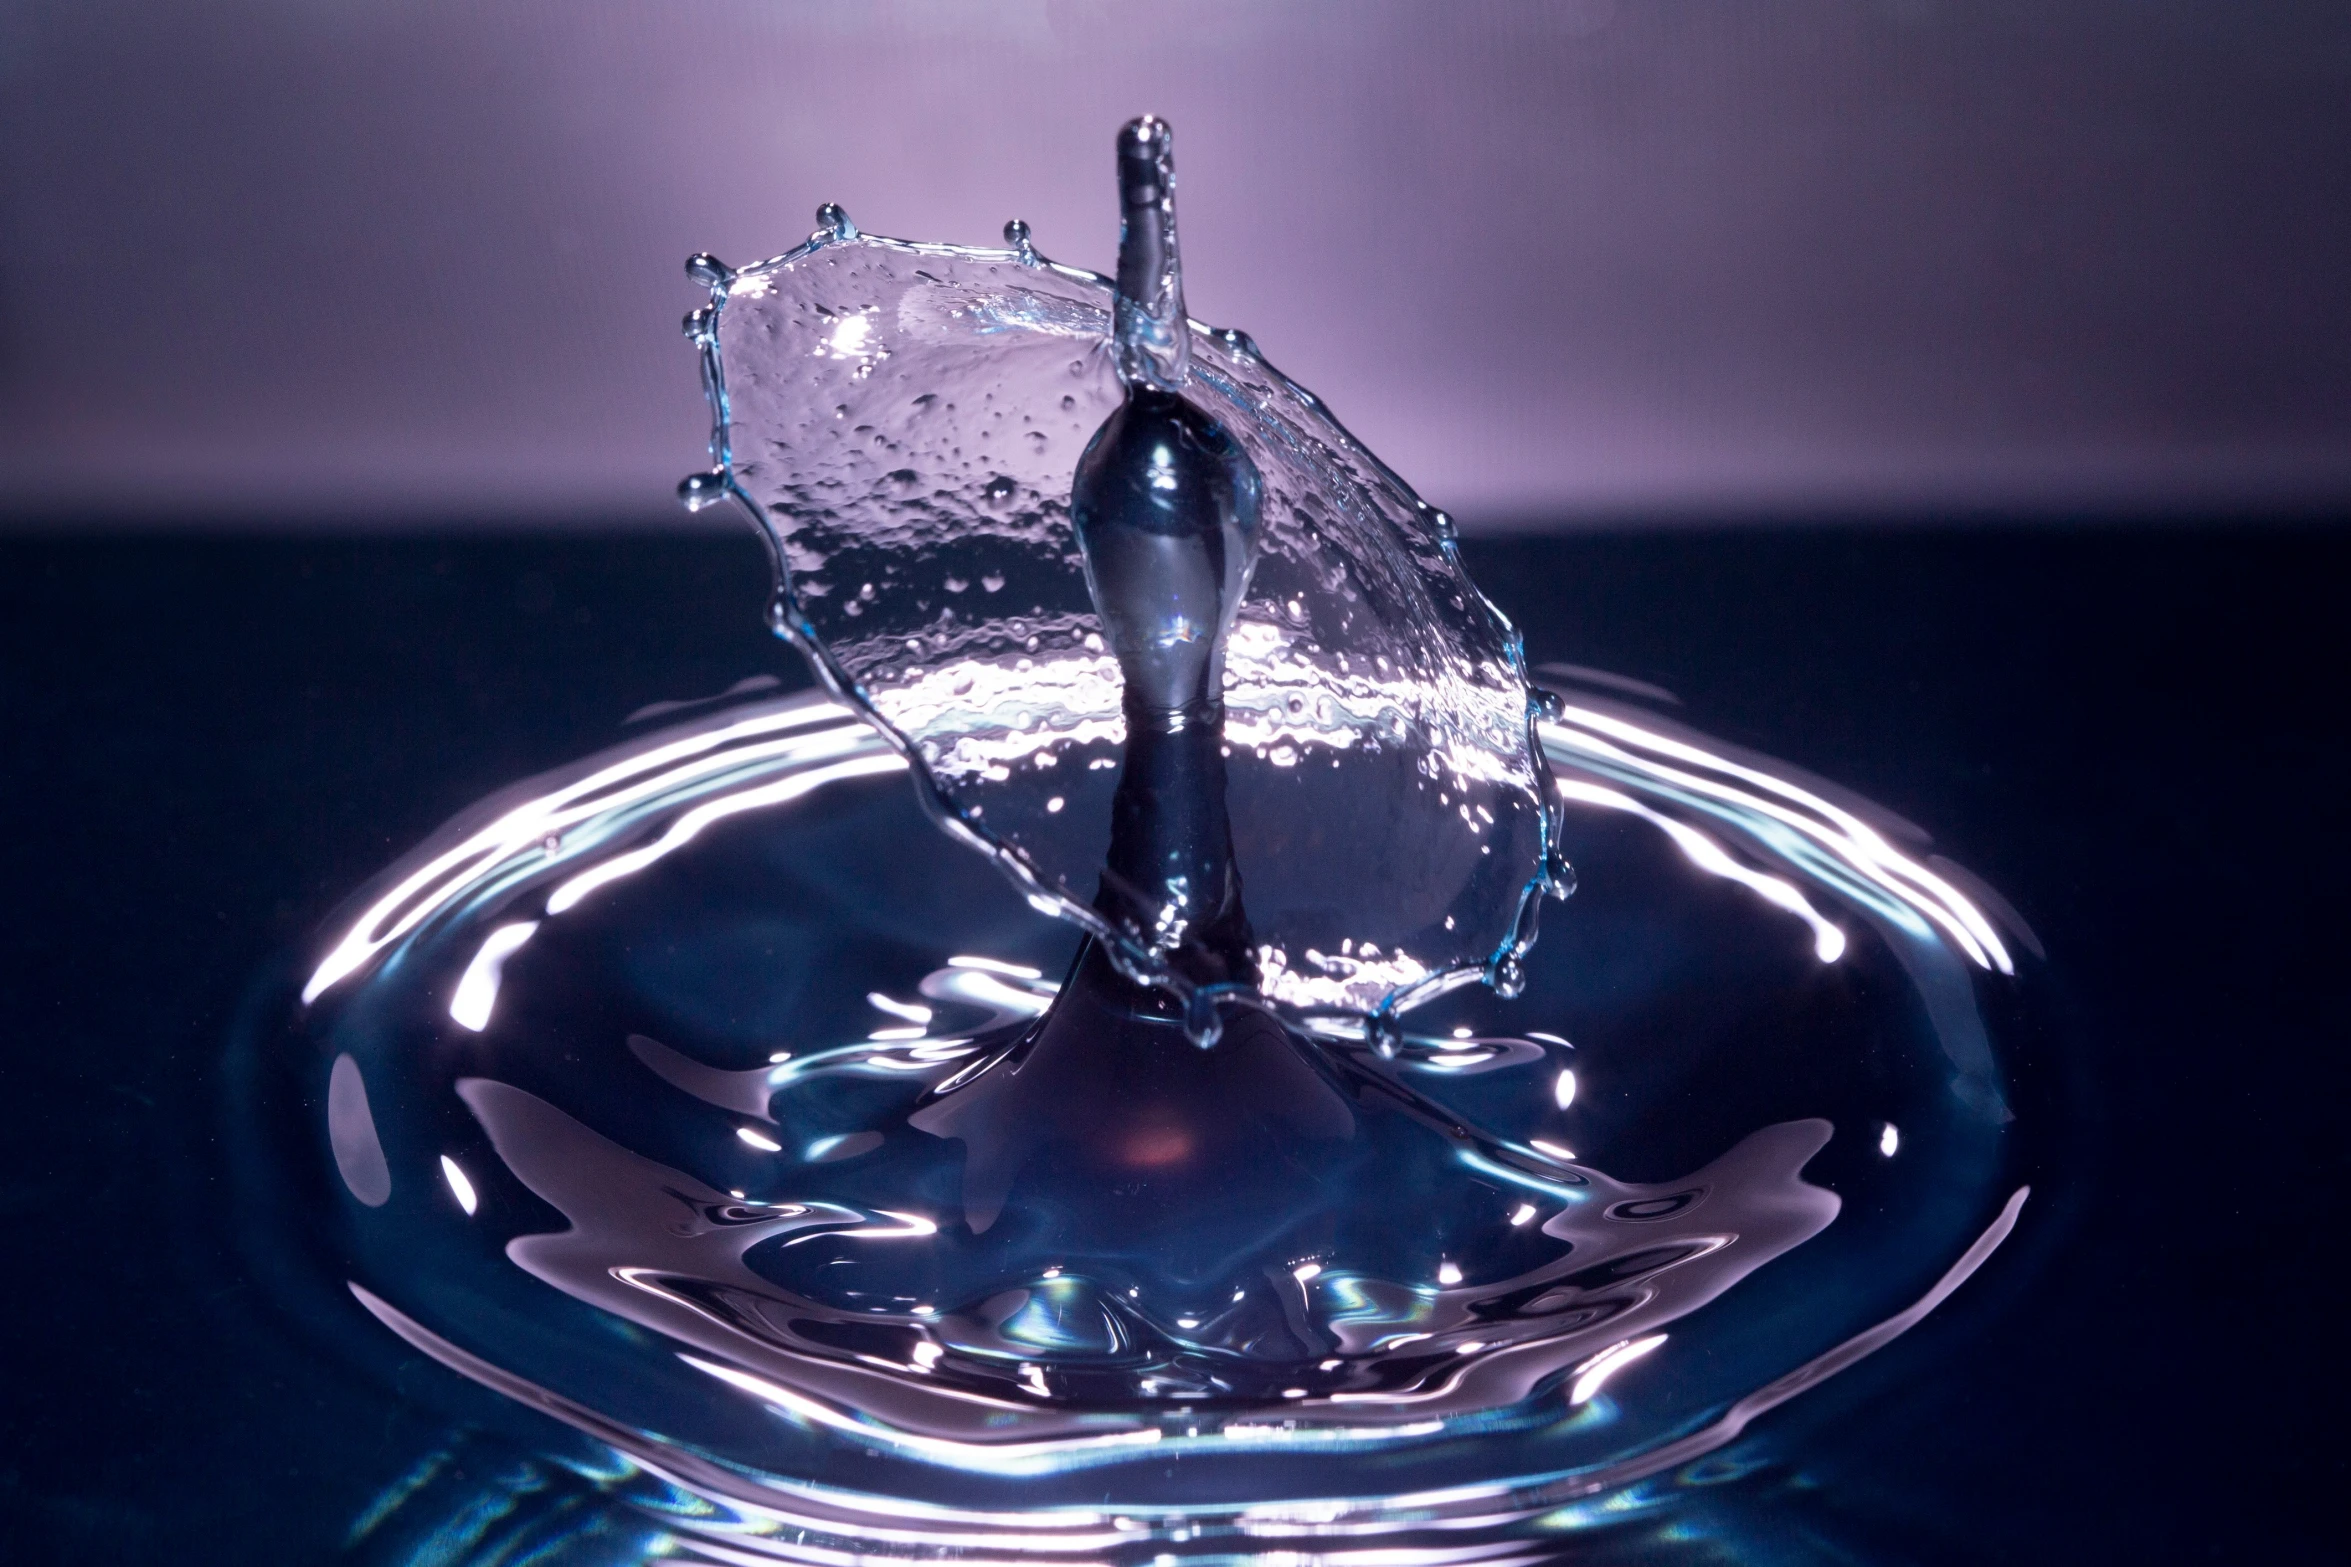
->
(348, 1195, 2021, 1566)
(682, 214, 1565, 1029)
(272, 686, 2034, 1558)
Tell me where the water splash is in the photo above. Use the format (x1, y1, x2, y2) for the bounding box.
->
(677, 124, 1559, 1028)
(276, 679, 2030, 1557)
(260, 118, 2041, 1561)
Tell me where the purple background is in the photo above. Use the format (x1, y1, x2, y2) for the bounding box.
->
(4, 0, 2348, 528)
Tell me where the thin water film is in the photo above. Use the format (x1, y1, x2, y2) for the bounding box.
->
(684, 209, 1555, 1020)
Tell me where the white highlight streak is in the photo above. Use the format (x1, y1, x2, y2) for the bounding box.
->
(439, 1155, 478, 1215)
(866, 993, 933, 1024)
(947, 955, 1043, 979)
(546, 754, 905, 916)
(1544, 704, 2008, 972)
(1556, 778, 1847, 962)
(1569, 1334, 1668, 1406)
(304, 703, 861, 1003)
(681, 1355, 1163, 1474)
(447, 921, 539, 1032)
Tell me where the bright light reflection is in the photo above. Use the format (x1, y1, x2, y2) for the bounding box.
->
(1569, 1334, 1667, 1406)
(930, 968, 1054, 1017)
(948, 955, 1043, 979)
(1880, 1122, 1901, 1157)
(737, 1127, 784, 1152)
(866, 993, 933, 1024)
(824, 312, 873, 358)
(681, 1355, 1163, 1474)
(1554, 1068, 1577, 1109)
(447, 921, 539, 1032)
(859, 1210, 939, 1239)
(1458, 1146, 1583, 1199)
(1556, 778, 1846, 962)
(303, 702, 862, 1003)
(546, 753, 905, 916)
(439, 1155, 478, 1215)
(1543, 703, 2011, 972)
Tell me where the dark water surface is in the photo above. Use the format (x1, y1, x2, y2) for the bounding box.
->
(1, 526, 2342, 1561)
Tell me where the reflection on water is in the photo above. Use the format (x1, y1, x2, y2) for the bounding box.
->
(266, 680, 2030, 1563)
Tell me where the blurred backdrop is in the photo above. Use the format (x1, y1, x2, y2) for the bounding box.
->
(4, 0, 2348, 529)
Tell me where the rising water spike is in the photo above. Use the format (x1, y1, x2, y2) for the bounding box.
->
(681, 114, 1568, 1024)
(1075, 116, 1262, 997)
(1113, 115, 1190, 392)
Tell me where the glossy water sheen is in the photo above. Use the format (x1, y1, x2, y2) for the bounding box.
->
(679, 212, 1558, 1023)
(271, 674, 2029, 1562)
(261, 136, 2036, 1561)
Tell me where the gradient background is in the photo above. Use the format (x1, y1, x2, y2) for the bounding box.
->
(1, 6, 2346, 1563)
(4, 0, 2349, 528)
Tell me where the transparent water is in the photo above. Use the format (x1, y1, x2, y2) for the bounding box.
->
(262, 680, 2028, 1559)
(677, 183, 1559, 1027)
(251, 122, 2035, 1561)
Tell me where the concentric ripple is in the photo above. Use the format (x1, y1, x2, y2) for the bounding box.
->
(264, 679, 2032, 1562)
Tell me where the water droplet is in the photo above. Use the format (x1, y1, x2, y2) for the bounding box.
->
(815, 202, 857, 241)
(675, 470, 729, 511)
(684, 252, 730, 287)
(1181, 988, 1225, 1048)
(1492, 955, 1527, 998)
(1547, 854, 1578, 899)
